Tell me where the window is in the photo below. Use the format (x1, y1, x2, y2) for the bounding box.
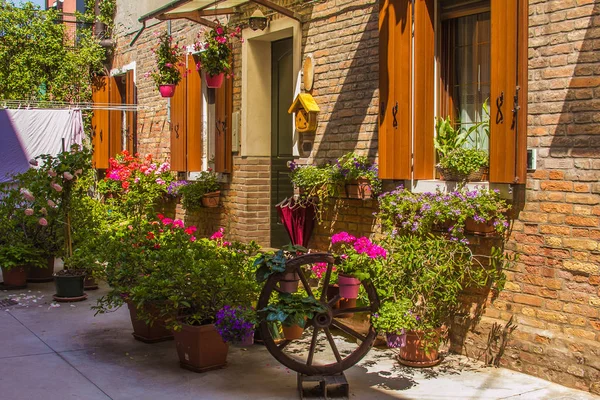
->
(91, 70, 136, 169)
(379, 0, 528, 184)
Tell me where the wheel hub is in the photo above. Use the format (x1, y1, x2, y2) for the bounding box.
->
(312, 308, 333, 328)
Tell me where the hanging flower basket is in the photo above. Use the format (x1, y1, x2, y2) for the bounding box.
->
(205, 73, 224, 89)
(158, 84, 177, 98)
(345, 178, 372, 199)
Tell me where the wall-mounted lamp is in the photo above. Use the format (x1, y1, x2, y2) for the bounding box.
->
(249, 9, 268, 31)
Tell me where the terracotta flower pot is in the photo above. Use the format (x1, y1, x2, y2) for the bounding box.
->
(174, 323, 229, 372)
(338, 274, 360, 299)
(158, 84, 177, 98)
(345, 178, 372, 199)
(205, 72, 224, 88)
(279, 271, 300, 293)
(337, 297, 357, 318)
(84, 275, 99, 290)
(326, 284, 340, 309)
(282, 324, 304, 340)
(398, 330, 441, 367)
(239, 331, 254, 347)
(201, 191, 220, 207)
(127, 301, 173, 343)
(1, 265, 27, 288)
(465, 218, 497, 235)
(27, 256, 55, 282)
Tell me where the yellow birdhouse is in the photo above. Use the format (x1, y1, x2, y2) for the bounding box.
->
(288, 93, 320, 133)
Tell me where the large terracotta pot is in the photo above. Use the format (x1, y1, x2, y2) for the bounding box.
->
(345, 178, 372, 199)
(174, 323, 229, 372)
(27, 256, 55, 282)
(279, 271, 300, 293)
(282, 324, 304, 340)
(338, 274, 360, 299)
(127, 301, 173, 343)
(1, 265, 27, 288)
(398, 330, 441, 367)
(205, 73, 224, 88)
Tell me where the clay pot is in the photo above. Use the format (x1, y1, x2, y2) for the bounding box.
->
(337, 297, 357, 319)
(398, 330, 441, 367)
(84, 275, 99, 290)
(27, 256, 55, 282)
(338, 274, 360, 299)
(326, 284, 340, 309)
(465, 218, 497, 235)
(127, 301, 173, 343)
(174, 323, 229, 372)
(201, 191, 220, 207)
(282, 324, 305, 340)
(345, 178, 372, 199)
(1, 265, 27, 287)
(279, 271, 300, 293)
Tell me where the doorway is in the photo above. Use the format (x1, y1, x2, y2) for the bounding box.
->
(270, 37, 294, 248)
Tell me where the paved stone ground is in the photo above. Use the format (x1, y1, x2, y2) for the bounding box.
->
(0, 280, 598, 400)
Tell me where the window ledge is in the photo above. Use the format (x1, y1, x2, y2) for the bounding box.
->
(408, 180, 513, 200)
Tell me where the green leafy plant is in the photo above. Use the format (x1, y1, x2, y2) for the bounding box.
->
(194, 23, 241, 77)
(371, 299, 416, 333)
(253, 244, 307, 283)
(330, 232, 386, 281)
(261, 293, 326, 328)
(149, 31, 184, 87)
(438, 148, 488, 177)
(178, 171, 220, 211)
(333, 152, 382, 196)
(0, 242, 45, 270)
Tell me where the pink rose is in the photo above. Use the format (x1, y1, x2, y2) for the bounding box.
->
(48, 170, 57, 177)
(51, 183, 63, 192)
(63, 172, 74, 180)
(38, 217, 48, 226)
(47, 199, 56, 207)
(25, 208, 34, 216)
(20, 188, 35, 202)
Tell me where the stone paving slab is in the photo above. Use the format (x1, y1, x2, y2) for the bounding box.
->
(1, 282, 599, 400)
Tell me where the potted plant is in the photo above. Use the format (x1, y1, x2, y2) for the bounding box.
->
(53, 269, 86, 301)
(253, 244, 307, 293)
(464, 188, 510, 235)
(371, 299, 415, 348)
(330, 231, 386, 299)
(333, 152, 382, 199)
(260, 293, 327, 340)
(149, 31, 184, 97)
(0, 243, 44, 288)
(215, 305, 257, 346)
(194, 23, 241, 88)
(178, 170, 221, 210)
(372, 234, 507, 367)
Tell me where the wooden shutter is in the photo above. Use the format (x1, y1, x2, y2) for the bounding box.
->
(378, 0, 412, 180)
(187, 55, 203, 172)
(490, 0, 527, 183)
(108, 76, 122, 159)
(214, 75, 233, 173)
(170, 63, 187, 172)
(91, 76, 109, 169)
(125, 70, 136, 154)
(413, 0, 435, 179)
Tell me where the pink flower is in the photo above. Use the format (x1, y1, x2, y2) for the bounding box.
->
(156, 178, 165, 185)
(40, 207, 47, 215)
(25, 208, 34, 216)
(157, 214, 165, 220)
(134, 177, 140, 184)
(47, 199, 56, 207)
(75, 169, 83, 175)
(222, 241, 230, 247)
(172, 219, 184, 228)
(20, 188, 35, 201)
(165, 63, 173, 68)
(63, 171, 74, 180)
(216, 36, 227, 44)
(216, 27, 224, 35)
(38, 217, 48, 226)
(162, 218, 173, 226)
(48, 170, 57, 177)
(51, 183, 63, 192)
(189, 236, 197, 242)
(210, 227, 225, 240)
(311, 262, 329, 279)
(184, 226, 197, 235)
(331, 232, 356, 245)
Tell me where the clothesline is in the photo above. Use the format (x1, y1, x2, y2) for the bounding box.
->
(2, 100, 154, 112)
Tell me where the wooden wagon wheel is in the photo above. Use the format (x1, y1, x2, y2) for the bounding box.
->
(257, 252, 380, 376)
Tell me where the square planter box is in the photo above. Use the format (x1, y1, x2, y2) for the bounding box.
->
(174, 323, 228, 372)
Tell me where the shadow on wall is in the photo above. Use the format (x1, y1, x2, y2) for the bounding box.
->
(308, 5, 380, 164)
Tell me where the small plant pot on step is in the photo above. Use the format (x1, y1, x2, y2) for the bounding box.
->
(174, 323, 229, 372)
(282, 324, 305, 340)
(53, 270, 86, 302)
(27, 256, 55, 282)
(127, 301, 173, 343)
(1, 265, 28, 289)
(398, 330, 441, 367)
(158, 84, 177, 98)
(278, 271, 300, 293)
(201, 191, 220, 208)
(338, 274, 360, 299)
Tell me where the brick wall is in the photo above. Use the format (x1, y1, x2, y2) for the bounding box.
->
(110, 0, 600, 393)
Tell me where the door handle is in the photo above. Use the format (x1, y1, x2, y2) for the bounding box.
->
(496, 92, 504, 124)
(392, 102, 398, 129)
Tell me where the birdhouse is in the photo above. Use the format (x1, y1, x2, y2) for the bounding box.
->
(288, 93, 320, 133)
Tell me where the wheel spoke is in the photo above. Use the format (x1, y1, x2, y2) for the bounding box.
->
(297, 267, 314, 298)
(278, 340, 291, 351)
(331, 319, 367, 342)
(332, 306, 372, 316)
(320, 262, 333, 302)
(306, 327, 320, 366)
(324, 327, 342, 363)
(327, 294, 341, 308)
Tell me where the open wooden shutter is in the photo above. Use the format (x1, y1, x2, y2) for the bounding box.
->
(187, 55, 203, 172)
(91, 76, 109, 169)
(214, 75, 233, 173)
(490, 0, 527, 183)
(413, 0, 435, 180)
(125, 70, 136, 154)
(170, 63, 188, 172)
(378, 0, 412, 180)
(108, 76, 122, 159)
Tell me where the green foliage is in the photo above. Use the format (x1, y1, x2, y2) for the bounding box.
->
(434, 117, 470, 159)
(0, 2, 106, 102)
(178, 171, 220, 211)
(438, 148, 488, 177)
(371, 299, 417, 333)
(261, 293, 326, 328)
(150, 31, 183, 87)
(0, 242, 44, 270)
(333, 152, 382, 195)
(195, 23, 241, 77)
(253, 244, 307, 283)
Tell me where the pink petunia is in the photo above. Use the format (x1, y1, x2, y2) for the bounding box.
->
(48, 170, 57, 177)
(38, 217, 48, 226)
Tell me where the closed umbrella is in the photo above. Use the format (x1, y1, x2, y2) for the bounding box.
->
(275, 197, 316, 247)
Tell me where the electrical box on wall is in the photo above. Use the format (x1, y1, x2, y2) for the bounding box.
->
(527, 149, 537, 170)
(231, 111, 240, 152)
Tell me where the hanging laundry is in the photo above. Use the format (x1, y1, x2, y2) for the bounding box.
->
(0, 109, 84, 182)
